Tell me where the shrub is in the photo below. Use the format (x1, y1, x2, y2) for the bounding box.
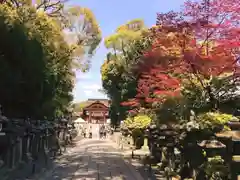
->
(123, 114, 151, 129)
(197, 112, 238, 132)
(204, 156, 228, 180)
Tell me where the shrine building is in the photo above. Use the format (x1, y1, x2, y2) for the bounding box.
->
(80, 99, 110, 124)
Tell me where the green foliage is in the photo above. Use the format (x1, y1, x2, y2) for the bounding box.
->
(0, 0, 102, 119)
(73, 101, 88, 112)
(101, 25, 152, 125)
(104, 19, 146, 53)
(154, 97, 185, 124)
(204, 156, 228, 180)
(197, 112, 238, 131)
(0, 4, 73, 119)
(181, 75, 240, 115)
(123, 114, 151, 129)
(63, 6, 101, 71)
(153, 74, 240, 126)
(11, 0, 102, 72)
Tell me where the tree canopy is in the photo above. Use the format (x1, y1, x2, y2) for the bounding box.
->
(100, 19, 151, 125)
(101, 0, 240, 126)
(0, 0, 101, 119)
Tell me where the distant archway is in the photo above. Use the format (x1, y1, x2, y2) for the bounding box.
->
(81, 99, 109, 124)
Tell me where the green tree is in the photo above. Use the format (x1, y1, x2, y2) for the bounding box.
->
(2, 0, 102, 71)
(73, 101, 88, 112)
(0, 4, 73, 118)
(101, 19, 151, 125)
(63, 6, 101, 71)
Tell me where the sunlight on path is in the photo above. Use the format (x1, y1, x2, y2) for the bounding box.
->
(37, 138, 143, 180)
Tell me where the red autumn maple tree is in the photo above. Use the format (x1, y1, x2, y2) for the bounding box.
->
(121, 23, 187, 108)
(122, 0, 240, 110)
(181, 0, 240, 109)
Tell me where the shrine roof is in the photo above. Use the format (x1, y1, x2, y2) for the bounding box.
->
(83, 99, 110, 109)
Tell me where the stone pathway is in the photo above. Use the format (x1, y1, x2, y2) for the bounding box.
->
(111, 133, 166, 180)
(35, 138, 144, 180)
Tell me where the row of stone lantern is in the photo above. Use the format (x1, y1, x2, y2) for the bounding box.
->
(146, 119, 240, 179)
(214, 120, 240, 180)
(147, 124, 178, 172)
(0, 113, 74, 177)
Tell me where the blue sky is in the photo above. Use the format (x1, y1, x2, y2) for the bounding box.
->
(71, 0, 185, 102)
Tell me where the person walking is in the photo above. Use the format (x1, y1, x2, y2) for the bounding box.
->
(102, 125, 106, 139)
(82, 127, 86, 138)
(89, 126, 92, 138)
(99, 125, 104, 139)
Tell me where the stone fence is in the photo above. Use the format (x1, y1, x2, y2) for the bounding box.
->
(0, 115, 77, 179)
(110, 132, 131, 150)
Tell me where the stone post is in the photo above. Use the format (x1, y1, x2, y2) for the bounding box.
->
(22, 135, 29, 161)
(45, 129, 49, 150)
(31, 134, 39, 160)
(16, 136, 22, 164)
(5, 135, 11, 168)
(231, 156, 240, 180)
(10, 137, 16, 169)
(29, 134, 34, 154)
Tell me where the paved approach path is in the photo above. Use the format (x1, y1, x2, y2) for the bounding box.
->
(36, 138, 144, 180)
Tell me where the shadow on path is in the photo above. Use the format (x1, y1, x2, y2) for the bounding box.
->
(35, 139, 143, 180)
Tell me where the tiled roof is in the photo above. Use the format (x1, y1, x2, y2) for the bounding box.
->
(84, 99, 110, 108)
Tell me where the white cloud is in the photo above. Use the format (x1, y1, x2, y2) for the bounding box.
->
(83, 90, 93, 96)
(76, 73, 92, 81)
(73, 81, 107, 102)
(82, 83, 101, 90)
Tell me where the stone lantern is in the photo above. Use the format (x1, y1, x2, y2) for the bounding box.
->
(198, 139, 226, 157)
(228, 121, 240, 131)
(0, 106, 8, 168)
(0, 106, 8, 136)
(60, 118, 68, 126)
(0, 117, 7, 136)
(58, 118, 68, 143)
(215, 130, 240, 179)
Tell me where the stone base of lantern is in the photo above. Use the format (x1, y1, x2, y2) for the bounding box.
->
(131, 139, 150, 159)
(231, 156, 240, 180)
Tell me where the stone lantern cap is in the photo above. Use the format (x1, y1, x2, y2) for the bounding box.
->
(227, 121, 240, 129)
(159, 124, 168, 130)
(216, 131, 240, 140)
(158, 124, 177, 135)
(198, 139, 226, 148)
(148, 124, 157, 130)
(60, 118, 68, 123)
